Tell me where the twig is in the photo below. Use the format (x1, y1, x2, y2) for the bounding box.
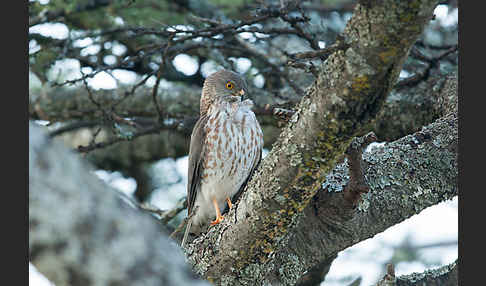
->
(169, 205, 198, 241)
(49, 121, 100, 137)
(289, 42, 350, 60)
(287, 60, 319, 77)
(395, 44, 458, 90)
(160, 198, 187, 224)
(254, 104, 296, 121)
(117, 189, 187, 226)
(139, 198, 187, 224)
(148, 35, 178, 125)
(76, 123, 174, 153)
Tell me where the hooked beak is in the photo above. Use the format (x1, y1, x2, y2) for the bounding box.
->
(228, 89, 245, 102)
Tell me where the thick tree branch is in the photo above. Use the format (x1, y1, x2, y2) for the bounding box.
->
(269, 111, 457, 284)
(29, 85, 200, 123)
(284, 72, 457, 285)
(182, 107, 457, 285)
(29, 122, 206, 286)
(183, 1, 441, 285)
(29, 83, 291, 130)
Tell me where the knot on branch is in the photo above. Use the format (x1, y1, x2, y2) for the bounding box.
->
(343, 131, 377, 207)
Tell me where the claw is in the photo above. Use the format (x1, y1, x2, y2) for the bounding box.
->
(210, 215, 224, 225)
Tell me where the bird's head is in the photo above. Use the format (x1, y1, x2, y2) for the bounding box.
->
(200, 69, 249, 115)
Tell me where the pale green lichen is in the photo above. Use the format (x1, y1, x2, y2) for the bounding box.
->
(278, 254, 305, 285)
(397, 260, 457, 283)
(345, 47, 376, 76)
(357, 193, 371, 212)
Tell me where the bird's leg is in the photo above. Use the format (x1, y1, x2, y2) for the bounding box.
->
(226, 197, 233, 209)
(210, 197, 224, 225)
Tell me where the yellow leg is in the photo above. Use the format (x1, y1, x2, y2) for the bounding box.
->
(210, 197, 224, 225)
(226, 197, 233, 209)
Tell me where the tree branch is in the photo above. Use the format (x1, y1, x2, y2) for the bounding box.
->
(269, 111, 457, 285)
(375, 260, 458, 286)
(182, 1, 442, 284)
(279, 72, 457, 285)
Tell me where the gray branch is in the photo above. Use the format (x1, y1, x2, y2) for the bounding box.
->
(29, 84, 200, 122)
(183, 1, 445, 284)
(29, 122, 208, 286)
(272, 111, 457, 285)
(375, 260, 458, 286)
(183, 109, 457, 285)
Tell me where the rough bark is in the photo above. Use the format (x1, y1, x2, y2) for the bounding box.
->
(291, 72, 457, 284)
(286, 74, 457, 285)
(182, 1, 442, 285)
(370, 71, 457, 141)
(29, 122, 208, 286)
(271, 111, 457, 284)
(184, 109, 457, 285)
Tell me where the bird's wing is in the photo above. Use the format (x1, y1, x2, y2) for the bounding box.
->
(187, 115, 209, 216)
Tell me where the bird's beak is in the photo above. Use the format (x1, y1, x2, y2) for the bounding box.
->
(239, 89, 245, 99)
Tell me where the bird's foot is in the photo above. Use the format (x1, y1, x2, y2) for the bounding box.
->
(210, 215, 224, 225)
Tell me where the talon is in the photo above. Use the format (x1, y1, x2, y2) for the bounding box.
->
(210, 215, 224, 225)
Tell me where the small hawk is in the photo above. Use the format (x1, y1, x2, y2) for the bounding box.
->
(181, 70, 263, 247)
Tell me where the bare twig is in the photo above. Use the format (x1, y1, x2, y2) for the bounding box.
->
(289, 42, 350, 60)
(76, 123, 176, 153)
(395, 44, 458, 90)
(139, 198, 187, 225)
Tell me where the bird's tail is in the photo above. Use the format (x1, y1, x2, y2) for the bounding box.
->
(181, 217, 192, 248)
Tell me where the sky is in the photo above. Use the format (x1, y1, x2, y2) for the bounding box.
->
(29, 4, 458, 286)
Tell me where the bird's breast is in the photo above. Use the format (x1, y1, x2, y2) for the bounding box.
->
(200, 106, 263, 193)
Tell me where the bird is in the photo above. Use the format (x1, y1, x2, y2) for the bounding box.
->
(181, 69, 263, 247)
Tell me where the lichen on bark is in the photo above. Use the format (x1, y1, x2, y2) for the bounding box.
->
(184, 1, 442, 285)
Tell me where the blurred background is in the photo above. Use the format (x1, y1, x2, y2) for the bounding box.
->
(29, 0, 458, 285)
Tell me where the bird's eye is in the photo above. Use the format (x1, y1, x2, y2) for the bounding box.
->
(225, 82, 234, 90)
